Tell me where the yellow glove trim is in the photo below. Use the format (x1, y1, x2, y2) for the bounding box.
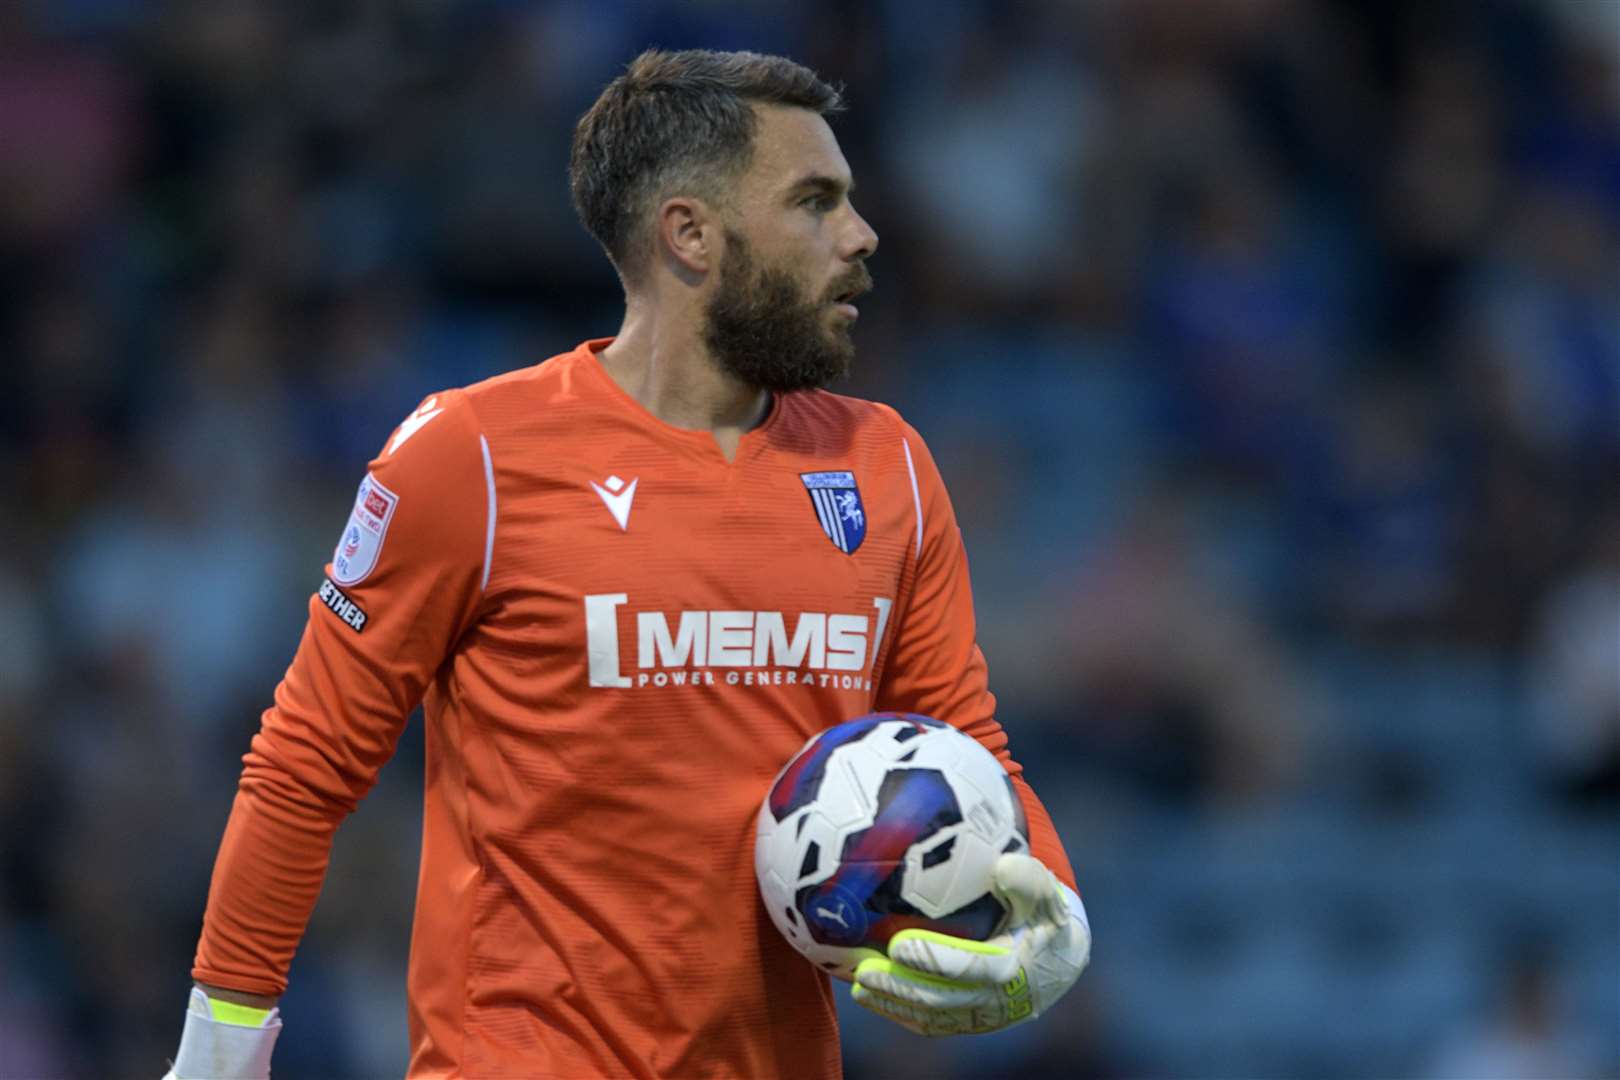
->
(855, 954, 975, 991)
(205, 999, 274, 1028)
(890, 927, 1011, 957)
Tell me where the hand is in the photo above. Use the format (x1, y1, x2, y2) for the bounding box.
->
(851, 853, 1090, 1036)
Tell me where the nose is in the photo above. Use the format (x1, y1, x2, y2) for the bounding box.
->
(844, 204, 878, 261)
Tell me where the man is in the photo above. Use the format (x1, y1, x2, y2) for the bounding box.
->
(169, 49, 1090, 1079)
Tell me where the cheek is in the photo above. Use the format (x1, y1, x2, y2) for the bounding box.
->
(771, 254, 822, 302)
(772, 217, 834, 262)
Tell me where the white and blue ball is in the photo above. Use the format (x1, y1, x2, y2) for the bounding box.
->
(754, 712, 1029, 981)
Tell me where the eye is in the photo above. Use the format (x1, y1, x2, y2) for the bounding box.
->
(801, 193, 838, 213)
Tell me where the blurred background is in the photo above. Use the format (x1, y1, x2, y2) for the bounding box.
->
(0, 0, 1616, 1077)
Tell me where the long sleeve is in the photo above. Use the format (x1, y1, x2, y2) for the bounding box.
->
(872, 413, 1077, 893)
(192, 390, 490, 995)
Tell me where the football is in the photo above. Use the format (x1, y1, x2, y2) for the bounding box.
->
(754, 712, 1030, 981)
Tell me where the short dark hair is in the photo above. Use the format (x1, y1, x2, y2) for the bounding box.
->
(570, 49, 844, 281)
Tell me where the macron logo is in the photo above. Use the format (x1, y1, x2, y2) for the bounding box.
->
(388, 397, 444, 456)
(591, 474, 638, 531)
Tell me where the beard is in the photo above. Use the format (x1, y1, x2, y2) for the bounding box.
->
(702, 229, 869, 394)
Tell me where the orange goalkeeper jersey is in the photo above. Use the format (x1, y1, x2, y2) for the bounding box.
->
(193, 339, 1077, 1079)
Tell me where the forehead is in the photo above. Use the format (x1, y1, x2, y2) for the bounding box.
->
(739, 104, 852, 196)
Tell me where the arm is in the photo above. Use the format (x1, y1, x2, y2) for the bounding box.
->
(862, 415, 1090, 1036)
(169, 392, 491, 1077)
(872, 416, 1075, 889)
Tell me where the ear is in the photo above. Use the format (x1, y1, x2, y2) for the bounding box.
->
(655, 196, 718, 277)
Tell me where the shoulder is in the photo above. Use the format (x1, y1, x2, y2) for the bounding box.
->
(359, 386, 488, 513)
(329, 386, 490, 586)
(774, 388, 942, 477)
(455, 345, 596, 431)
(778, 387, 928, 449)
(361, 341, 570, 498)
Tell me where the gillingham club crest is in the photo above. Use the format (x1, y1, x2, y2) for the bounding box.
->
(801, 471, 866, 554)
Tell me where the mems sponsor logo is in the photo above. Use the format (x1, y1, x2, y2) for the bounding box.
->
(318, 576, 368, 632)
(584, 595, 893, 690)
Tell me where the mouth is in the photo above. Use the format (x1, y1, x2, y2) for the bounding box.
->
(829, 282, 870, 318)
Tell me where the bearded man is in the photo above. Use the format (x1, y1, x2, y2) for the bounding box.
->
(167, 48, 1089, 1080)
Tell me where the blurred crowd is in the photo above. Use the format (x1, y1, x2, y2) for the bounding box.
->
(0, 1, 1616, 1077)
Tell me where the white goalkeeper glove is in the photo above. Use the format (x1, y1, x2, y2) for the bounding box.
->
(851, 853, 1090, 1036)
(163, 987, 281, 1079)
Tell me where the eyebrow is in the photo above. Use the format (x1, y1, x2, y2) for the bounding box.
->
(787, 174, 855, 199)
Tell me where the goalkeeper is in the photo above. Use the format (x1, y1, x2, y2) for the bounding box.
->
(169, 47, 1088, 1079)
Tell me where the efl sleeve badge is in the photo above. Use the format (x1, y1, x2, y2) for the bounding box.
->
(331, 472, 399, 585)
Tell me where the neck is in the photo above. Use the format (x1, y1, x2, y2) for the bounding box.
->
(598, 297, 772, 449)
